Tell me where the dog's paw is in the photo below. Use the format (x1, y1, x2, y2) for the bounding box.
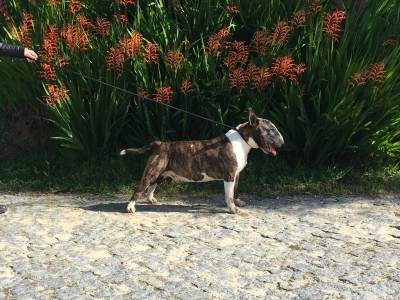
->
(147, 198, 158, 205)
(127, 202, 136, 213)
(234, 198, 246, 207)
(228, 206, 239, 214)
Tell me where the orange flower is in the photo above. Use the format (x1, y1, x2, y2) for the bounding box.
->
(107, 46, 125, 73)
(251, 31, 269, 56)
(270, 21, 292, 46)
(144, 43, 159, 64)
(248, 63, 272, 91)
(42, 25, 59, 62)
(230, 41, 248, 64)
(348, 72, 367, 87)
(61, 25, 75, 51)
(77, 27, 90, 49)
(128, 31, 142, 58)
(223, 51, 239, 71)
(180, 79, 194, 96)
(117, 37, 130, 53)
(365, 61, 385, 85)
(271, 56, 306, 84)
(137, 87, 150, 101)
(43, 83, 69, 106)
(56, 56, 68, 68)
(292, 63, 307, 76)
(290, 10, 306, 28)
(69, 0, 81, 15)
(38, 63, 57, 81)
(47, 0, 61, 5)
(118, 35, 142, 59)
(217, 27, 232, 39)
(95, 17, 110, 36)
(18, 11, 34, 48)
(305, 0, 322, 15)
(118, 0, 135, 5)
(114, 14, 128, 23)
(227, 6, 240, 14)
(229, 68, 249, 90)
(349, 62, 385, 87)
(223, 41, 248, 71)
(206, 35, 222, 57)
(76, 15, 93, 30)
(166, 50, 185, 70)
(323, 10, 346, 42)
(154, 86, 174, 103)
(44, 84, 57, 105)
(61, 24, 90, 52)
(206, 27, 232, 57)
(383, 39, 397, 47)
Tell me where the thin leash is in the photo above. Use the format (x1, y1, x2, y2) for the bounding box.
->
(35, 59, 236, 130)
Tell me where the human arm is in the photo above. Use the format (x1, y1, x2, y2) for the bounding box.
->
(0, 43, 38, 61)
(0, 42, 25, 58)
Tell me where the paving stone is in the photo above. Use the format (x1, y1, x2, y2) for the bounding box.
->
(1, 193, 399, 298)
(54, 287, 83, 299)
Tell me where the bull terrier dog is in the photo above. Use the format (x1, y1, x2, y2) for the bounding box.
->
(120, 109, 284, 214)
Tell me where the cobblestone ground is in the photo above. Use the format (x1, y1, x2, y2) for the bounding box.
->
(0, 193, 399, 299)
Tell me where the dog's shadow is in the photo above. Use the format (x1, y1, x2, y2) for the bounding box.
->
(83, 201, 227, 214)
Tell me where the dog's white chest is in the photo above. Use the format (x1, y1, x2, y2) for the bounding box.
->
(225, 130, 251, 173)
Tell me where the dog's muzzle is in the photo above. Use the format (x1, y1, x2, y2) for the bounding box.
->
(260, 142, 277, 156)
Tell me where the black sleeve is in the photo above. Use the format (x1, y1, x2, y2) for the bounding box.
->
(0, 43, 25, 58)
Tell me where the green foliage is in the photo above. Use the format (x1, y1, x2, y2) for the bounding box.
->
(47, 75, 131, 158)
(1, 149, 400, 196)
(287, 0, 400, 165)
(0, 59, 42, 111)
(0, 0, 399, 166)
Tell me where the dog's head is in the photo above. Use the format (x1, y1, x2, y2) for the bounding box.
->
(244, 109, 284, 156)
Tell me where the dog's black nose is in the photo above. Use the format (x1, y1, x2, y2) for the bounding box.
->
(276, 138, 284, 148)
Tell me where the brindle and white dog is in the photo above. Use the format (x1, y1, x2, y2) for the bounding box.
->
(120, 109, 284, 214)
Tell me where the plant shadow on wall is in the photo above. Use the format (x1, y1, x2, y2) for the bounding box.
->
(0, 0, 399, 167)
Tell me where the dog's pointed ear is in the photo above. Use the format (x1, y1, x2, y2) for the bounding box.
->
(248, 108, 259, 127)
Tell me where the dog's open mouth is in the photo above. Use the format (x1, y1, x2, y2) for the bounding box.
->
(260, 142, 277, 156)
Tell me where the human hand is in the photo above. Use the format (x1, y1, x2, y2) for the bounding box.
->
(24, 48, 38, 62)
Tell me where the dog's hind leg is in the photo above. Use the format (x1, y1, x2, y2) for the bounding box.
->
(224, 180, 238, 214)
(145, 176, 164, 204)
(127, 155, 166, 213)
(145, 182, 159, 204)
(233, 173, 246, 207)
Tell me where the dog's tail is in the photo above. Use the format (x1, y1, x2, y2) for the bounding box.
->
(120, 142, 158, 155)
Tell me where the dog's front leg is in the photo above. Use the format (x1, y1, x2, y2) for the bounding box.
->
(233, 173, 246, 207)
(224, 181, 238, 214)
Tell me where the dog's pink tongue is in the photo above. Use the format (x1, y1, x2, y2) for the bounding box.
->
(262, 143, 277, 156)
